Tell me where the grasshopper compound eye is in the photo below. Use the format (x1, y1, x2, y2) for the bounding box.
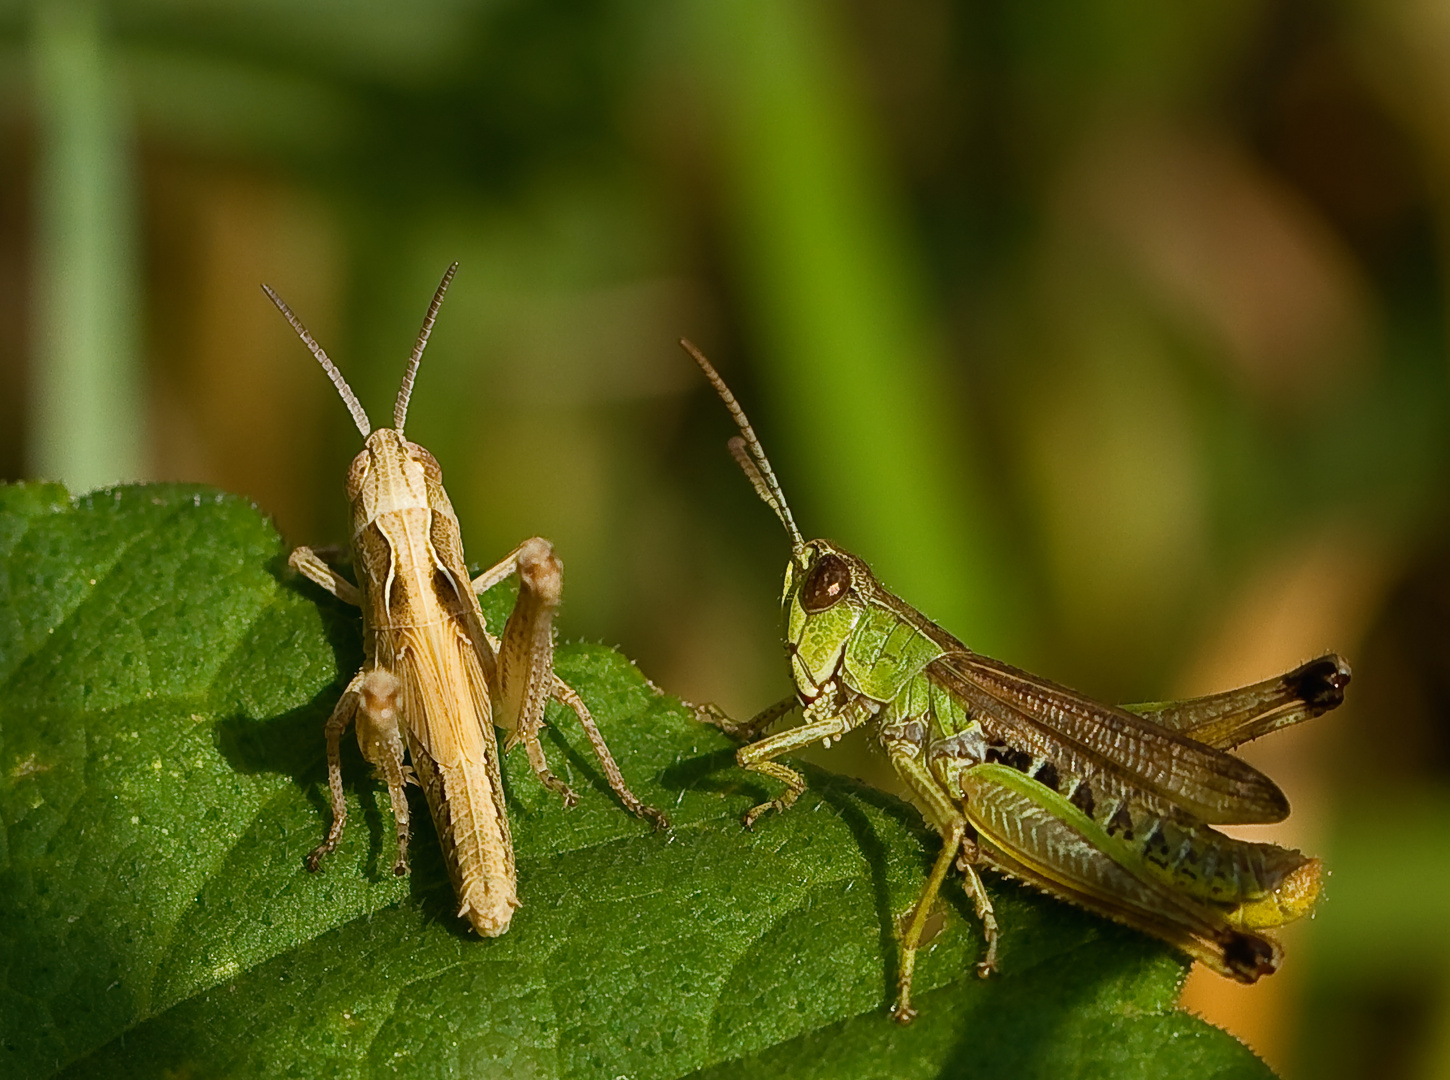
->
(800, 552, 852, 613)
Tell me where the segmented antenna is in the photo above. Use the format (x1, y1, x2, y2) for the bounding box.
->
(394, 262, 458, 434)
(262, 284, 371, 439)
(679, 339, 805, 552)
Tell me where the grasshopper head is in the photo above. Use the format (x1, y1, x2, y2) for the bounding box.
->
(782, 539, 868, 697)
(345, 429, 454, 529)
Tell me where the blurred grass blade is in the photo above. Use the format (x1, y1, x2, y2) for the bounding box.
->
(30, 0, 143, 491)
(689, 0, 1022, 654)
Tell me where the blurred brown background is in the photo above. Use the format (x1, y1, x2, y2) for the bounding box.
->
(5, 1, 1450, 1074)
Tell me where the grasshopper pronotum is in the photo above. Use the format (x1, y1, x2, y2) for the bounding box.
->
(682, 339, 1346, 1022)
(264, 266, 666, 936)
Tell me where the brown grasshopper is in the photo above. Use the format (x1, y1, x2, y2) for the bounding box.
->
(264, 265, 666, 936)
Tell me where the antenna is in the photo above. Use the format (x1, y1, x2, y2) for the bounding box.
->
(394, 262, 458, 434)
(262, 284, 371, 439)
(679, 339, 805, 553)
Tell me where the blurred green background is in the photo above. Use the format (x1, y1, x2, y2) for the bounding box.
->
(4, 0, 1450, 1075)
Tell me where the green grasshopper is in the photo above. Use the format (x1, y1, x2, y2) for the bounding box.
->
(681, 340, 1347, 1023)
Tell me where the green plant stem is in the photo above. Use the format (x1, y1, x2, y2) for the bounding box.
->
(30, 0, 144, 491)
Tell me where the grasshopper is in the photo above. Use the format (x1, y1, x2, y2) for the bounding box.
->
(263, 265, 666, 937)
(681, 339, 1347, 1022)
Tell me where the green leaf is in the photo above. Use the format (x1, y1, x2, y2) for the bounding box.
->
(0, 482, 1271, 1079)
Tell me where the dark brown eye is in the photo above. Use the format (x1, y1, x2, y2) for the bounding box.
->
(800, 553, 852, 613)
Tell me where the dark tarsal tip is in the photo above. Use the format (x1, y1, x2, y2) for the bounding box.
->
(1286, 655, 1352, 714)
(1221, 931, 1278, 982)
